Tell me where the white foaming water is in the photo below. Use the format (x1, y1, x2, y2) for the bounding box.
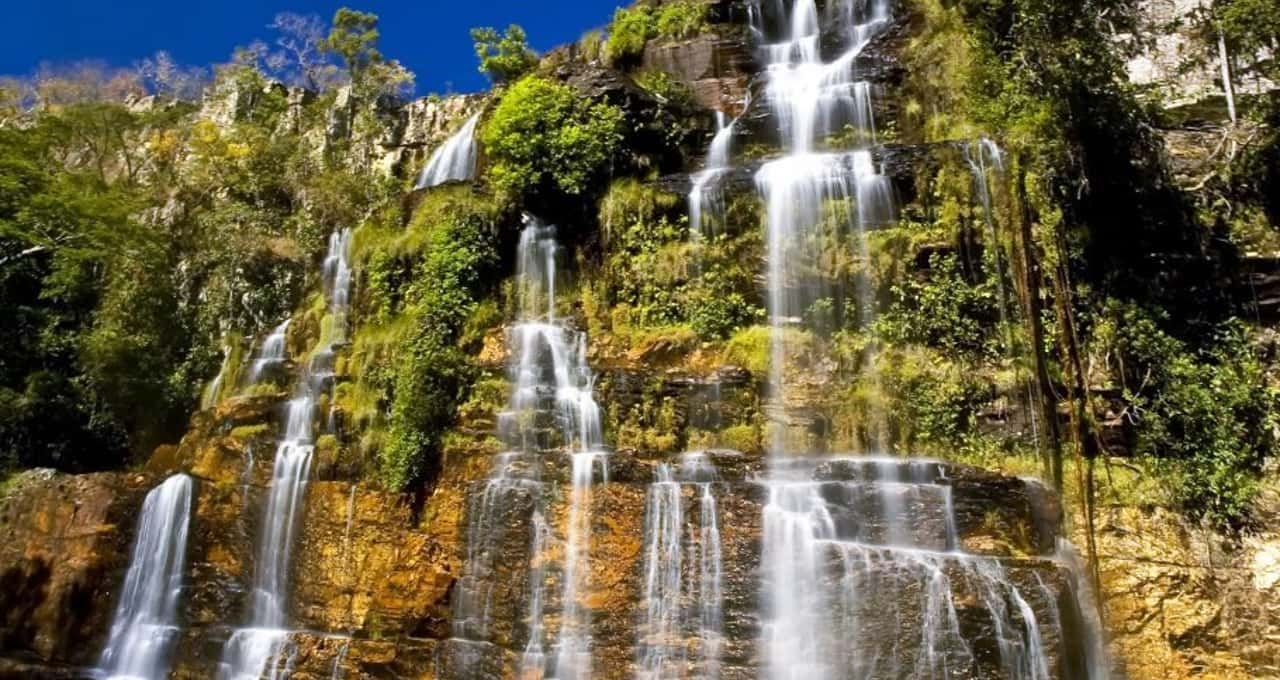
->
(761, 458, 1056, 680)
(637, 453, 724, 680)
(97, 474, 194, 680)
(638, 464, 684, 678)
(753, 0, 895, 450)
(203, 343, 233, 410)
(414, 112, 481, 190)
(448, 217, 606, 680)
(220, 230, 354, 680)
(749, 2, 1102, 679)
(248, 319, 291, 384)
(689, 110, 737, 239)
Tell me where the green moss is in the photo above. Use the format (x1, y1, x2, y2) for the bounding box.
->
(655, 1, 709, 40)
(719, 423, 762, 456)
(230, 423, 271, 439)
(723, 326, 771, 376)
(604, 6, 655, 67)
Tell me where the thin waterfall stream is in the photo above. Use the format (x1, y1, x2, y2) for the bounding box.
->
(219, 228, 354, 680)
(415, 112, 481, 190)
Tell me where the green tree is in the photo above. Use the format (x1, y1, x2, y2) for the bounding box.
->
(471, 25, 538, 85)
(481, 76, 625, 200)
(320, 8, 383, 83)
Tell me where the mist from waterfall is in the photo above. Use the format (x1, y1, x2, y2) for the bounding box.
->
(97, 473, 194, 680)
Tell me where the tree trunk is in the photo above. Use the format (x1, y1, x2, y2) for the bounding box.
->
(1011, 155, 1064, 491)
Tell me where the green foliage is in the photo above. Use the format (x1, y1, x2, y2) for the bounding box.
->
(723, 326, 772, 376)
(320, 8, 383, 80)
(632, 70, 694, 109)
(1212, 0, 1280, 83)
(1097, 304, 1276, 525)
(577, 30, 605, 63)
(471, 25, 538, 85)
(876, 253, 1002, 360)
(604, 6, 656, 67)
(481, 76, 625, 200)
(351, 186, 505, 490)
(877, 347, 992, 451)
(655, 1, 709, 40)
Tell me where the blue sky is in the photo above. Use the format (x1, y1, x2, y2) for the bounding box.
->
(5, 1, 625, 94)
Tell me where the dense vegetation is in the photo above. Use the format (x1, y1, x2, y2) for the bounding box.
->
(0, 0, 1277, 531)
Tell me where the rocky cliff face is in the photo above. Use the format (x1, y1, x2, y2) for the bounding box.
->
(1, 1, 1278, 679)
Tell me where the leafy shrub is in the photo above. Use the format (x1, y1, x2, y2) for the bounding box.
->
(875, 253, 1002, 360)
(604, 6, 656, 67)
(577, 30, 605, 63)
(724, 326, 772, 376)
(481, 76, 625, 200)
(1099, 303, 1276, 525)
(472, 25, 539, 85)
(632, 70, 694, 109)
(655, 1, 709, 40)
(375, 191, 504, 490)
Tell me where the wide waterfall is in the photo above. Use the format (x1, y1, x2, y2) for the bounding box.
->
(446, 216, 607, 680)
(97, 473, 194, 680)
(415, 112, 482, 190)
(219, 229, 353, 680)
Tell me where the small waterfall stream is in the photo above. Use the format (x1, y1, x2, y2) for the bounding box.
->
(248, 319, 291, 385)
(688, 111, 737, 240)
(637, 452, 724, 680)
(415, 112, 482, 190)
(98, 474, 194, 680)
(219, 229, 354, 680)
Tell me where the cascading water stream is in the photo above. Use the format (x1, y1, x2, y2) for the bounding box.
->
(747, 1, 1103, 678)
(219, 230, 354, 680)
(447, 217, 606, 680)
(636, 452, 724, 680)
(203, 343, 233, 410)
(249, 319, 291, 385)
(414, 112, 481, 190)
(689, 110, 738, 240)
(753, 0, 894, 453)
(97, 473, 194, 680)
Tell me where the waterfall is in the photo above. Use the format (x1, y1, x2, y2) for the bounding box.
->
(638, 464, 684, 678)
(98, 474, 194, 680)
(637, 452, 724, 680)
(448, 216, 606, 680)
(414, 112, 481, 190)
(745, 1, 1100, 678)
(760, 458, 1060, 680)
(248, 319, 291, 385)
(688, 111, 737, 240)
(964, 138, 1011, 344)
(753, 0, 894, 452)
(203, 343, 233, 410)
(219, 230, 354, 680)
